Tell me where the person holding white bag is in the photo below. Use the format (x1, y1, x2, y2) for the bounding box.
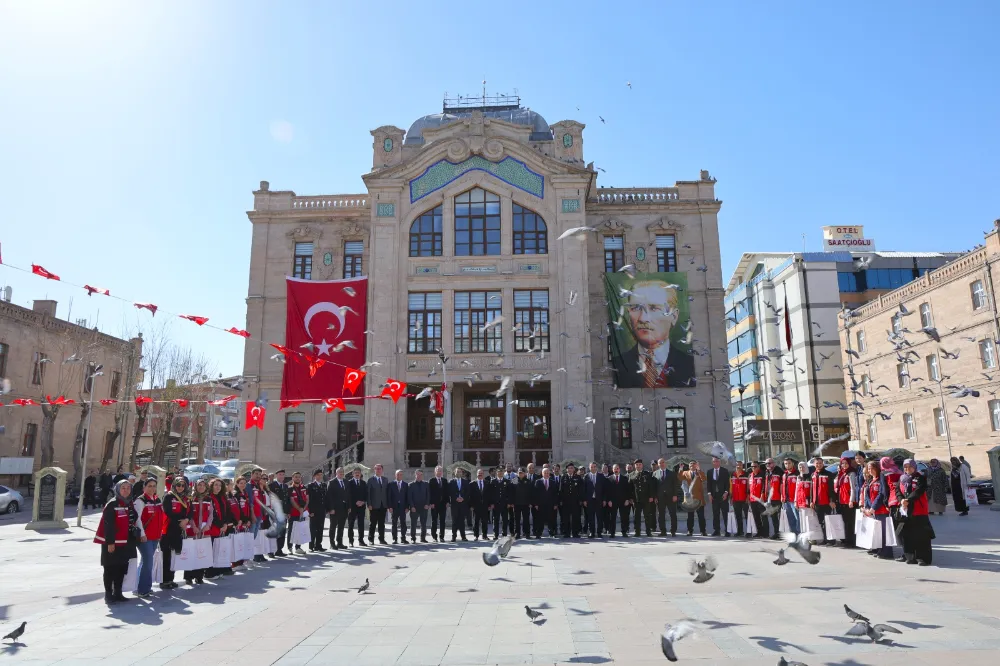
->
(862, 461, 894, 559)
(899, 459, 934, 566)
(207, 478, 235, 579)
(794, 462, 823, 543)
(133, 478, 167, 599)
(96, 480, 139, 603)
(160, 476, 191, 590)
(185, 479, 213, 584)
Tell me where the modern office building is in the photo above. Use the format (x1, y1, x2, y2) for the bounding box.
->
(241, 93, 729, 474)
(725, 226, 960, 460)
(837, 222, 1000, 475)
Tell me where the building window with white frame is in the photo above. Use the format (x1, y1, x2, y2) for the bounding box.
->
(971, 280, 987, 310)
(990, 400, 1000, 432)
(933, 407, 947, 436)
(919, 302, 933, 329)
(856, 330, 867, 353)
(980, 339, 997, 369)
(513, 290, 549, 352)
(896, 363, 909, 388)
(407, 292, 442, 353)
(604, 235, 625, 272)
(292, 242, 312, 279)
(866, 418, 877, 444)
(343, 241, 363, 278)
(655, 235, 677, 272)
(664, 407, 686, 448)
(927, 354, 940, 381)
(903, 412, 916, 440)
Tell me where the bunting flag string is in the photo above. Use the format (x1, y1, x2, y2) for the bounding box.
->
(0, 393, 416, 409)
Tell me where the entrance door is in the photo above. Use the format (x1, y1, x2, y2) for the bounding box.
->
(516, 392, 550, 466)
(464, 394, 504, 467)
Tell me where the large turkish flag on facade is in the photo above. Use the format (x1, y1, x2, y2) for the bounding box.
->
(281, 276, 368, 402)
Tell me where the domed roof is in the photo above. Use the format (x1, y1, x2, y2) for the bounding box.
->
(404, 108, 551, 145)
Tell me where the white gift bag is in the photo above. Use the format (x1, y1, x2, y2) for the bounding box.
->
(192, 537, 214, 570)
(745, 512, 757, 535)
(122, 558, 139, 593)
(799, 508, 824, 541)
(254, 530, 268, 556)
(212, 535, 234, 568)
(291, 519, 311, 546)
(239, 532, 254, 558)
(778, 507, 791, 534)
(966, 489, 979, 506)
(883, 516, 898, 547)
(855, 514, 876, 549)
(151, 549, 163, 584)
(172, 539, 195, 571)
(232, 531, 249, 560)
(824, 514, 846, 540)
(726, 510, 738, 535)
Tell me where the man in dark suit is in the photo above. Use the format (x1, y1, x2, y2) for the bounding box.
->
(306, 469, 328, 552)
(490, 467, 512, 539)
(707, 457, 731, 537)
(653, 457, 680, 536)
(550, 464, 562, 535)
(559, 463, 584, 538)
(347, 468, 367, 547)
(268, 469, 291, 556)
(525, 463, 539, 536)
(428, 466, 449, 542)
(326, 466, 350, 550)
(449, 468, 470, 541)
(513, 468, 532, 538)
(583, 462, 605, 538)
(387, 469, 409, 544)
(533, 468, 559, 538)
(612, 280, 695, 389)
(599, 464, 614, 536)
(366, 463, 389, 545)
(407, 469, 430, 543)
(469, 468, 491, 541)
(606, 463, 633, 537)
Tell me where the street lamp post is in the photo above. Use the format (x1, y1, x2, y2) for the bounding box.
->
(738, 385, 747, 459)
(76, 364, 103, 527)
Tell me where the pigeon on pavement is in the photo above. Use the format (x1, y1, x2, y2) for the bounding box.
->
(688, 555, 718, 583)
(781, 532, 821, 565)
(525, 606, 543, 621)
(2, 622, 25, 642)
(660, 622, 695, 661)
(844, 604, 869, 623)
(777, 658, 809, 666)
(358, 578, 370, 594)
(846, 621, 903, 643)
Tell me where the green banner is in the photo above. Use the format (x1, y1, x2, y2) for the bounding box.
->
(604, 272, 696, 389)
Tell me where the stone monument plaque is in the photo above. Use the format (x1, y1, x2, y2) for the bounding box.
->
(37, 474, 57, 522)
(26, 466, 69, 530)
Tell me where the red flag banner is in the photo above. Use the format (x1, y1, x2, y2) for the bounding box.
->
(281, 277, 368, 402)
(381, 378, 406, 403)
(246, 402, 266, 430)
(783, 294, 792, 351)
(343, 367, 366, 395)
(323, 398, 346, 413)
(31, 264, 60, 281)
(279, 399, 302, 410)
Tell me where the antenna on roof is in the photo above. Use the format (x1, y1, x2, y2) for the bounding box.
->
(482, 78, 487, 100)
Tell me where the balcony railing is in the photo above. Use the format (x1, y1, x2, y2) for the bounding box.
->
(291, 194, 369, 210)
(590, 188, 679, 205)
(454, 449, 504, 468)
(405, 450, 441, 469)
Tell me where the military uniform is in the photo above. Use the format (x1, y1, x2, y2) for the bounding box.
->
(631, 463, 657, 536)
(558, 473, 584, 537)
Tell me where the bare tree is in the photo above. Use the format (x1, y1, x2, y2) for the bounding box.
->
(38, 330, 99, 469)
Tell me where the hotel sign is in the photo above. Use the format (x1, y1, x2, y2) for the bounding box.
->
(822, 225, 875, 252)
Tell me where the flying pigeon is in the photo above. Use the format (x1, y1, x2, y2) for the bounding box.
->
(480, 315, 505, 333)
(846, 621, 902, 643)
(844, 604, 869, 623)
(556, 226, 597, 241)
(493, 376, 511, 397)
(920, 326, 941, 342)
(483, 535, 515, 566)
(688, 555, 718, 583)
(2, 621, 25, 642)
(696, 441, 735, 467)
(258, 492, 287, 539)
(342, 286, 356, 297)
(781, 532, 821, 565)
(358, 578, 370, 594)
(525, 606, 543, 621)
(660, 622, 695, 662)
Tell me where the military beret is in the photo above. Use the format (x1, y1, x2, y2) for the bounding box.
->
(633, 458, 643, 465)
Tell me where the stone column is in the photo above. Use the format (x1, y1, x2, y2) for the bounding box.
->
(26, 466, 69, 531)
(504, 389, 516, 466)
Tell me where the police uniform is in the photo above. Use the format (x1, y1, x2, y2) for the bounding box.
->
(558, 472, 584, 537)
(630, 461, 656, 536)
(307, 476, 328, 551)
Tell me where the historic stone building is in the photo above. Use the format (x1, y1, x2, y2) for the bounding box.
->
(838, 222, 1000, 475)
(0, 297, 142, 490)
(241, 95, 728, 474)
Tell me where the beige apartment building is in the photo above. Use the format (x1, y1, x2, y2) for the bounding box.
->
(0, 297, 142, 490)
(241, 95, 728, 474)
(839, 222, 1000, 475)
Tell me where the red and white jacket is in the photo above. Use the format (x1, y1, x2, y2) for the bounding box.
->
(811, 471, 834, 507)
(729, 473, 749, 502)
(765, 469, 783, 502)
(188, 497, 213, 537)
(782, 471, 798, 503)
(288, 484, 309, 518)
(835, 470, 855, 506)
(133, 493, 167, 540)
(794, 475, 812, 508)
(749, 474, 766, 503)
(885, 471, 902, 507)
(95, 501, 132, 545)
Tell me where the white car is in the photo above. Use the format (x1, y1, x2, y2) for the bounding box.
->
(0, 485, 25, 514)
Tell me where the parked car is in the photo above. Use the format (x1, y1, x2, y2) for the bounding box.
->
(969, 480, 995, 504)
(0, 485, 24, 514)
(218, 459, 245, 469)
(184, 464, 221, 484)
(219, 469, 236, 480)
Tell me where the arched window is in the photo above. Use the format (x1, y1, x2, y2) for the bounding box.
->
(512, 204, 547, 255)
(409, 205, 443, 257)
(455, 187, 500, 256)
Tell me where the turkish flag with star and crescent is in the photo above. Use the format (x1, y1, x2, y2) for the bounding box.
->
(282, 276, 368, 402)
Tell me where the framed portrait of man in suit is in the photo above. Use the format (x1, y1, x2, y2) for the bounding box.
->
(605, 272, 695, 389)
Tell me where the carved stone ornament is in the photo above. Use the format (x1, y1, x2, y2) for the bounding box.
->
(600, 219, 628, 231)
(373, 427, 389, 440)
(286, 226, 322, 240)
(646, 217, 681, 231)
(567, 425, 585, 439)
(345, 221, 366, 235)
(483, 139, 504, 160)
(447, 139, 470, 162)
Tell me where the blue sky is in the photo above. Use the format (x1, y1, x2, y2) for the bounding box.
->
(1, 1, 997, 378)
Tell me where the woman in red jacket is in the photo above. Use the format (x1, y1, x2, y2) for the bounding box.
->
(133, 478, 166, 598)
(899, 459, 934, 565)
(232, 477, 253, 567)
(160, 476, 191, 590)
(96, 480, 139, 603)
(834, 457, 857, 548)
(186, 479, 213, 584)
(207, 478, 234, 579)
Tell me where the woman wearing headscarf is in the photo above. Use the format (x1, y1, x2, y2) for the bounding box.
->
(862, 461, 893, 559)
(899, 459, 934, 565)
(925, 459, 948, 515)
(232, 476, 253, 567)
(794, 461, 819, 542)
(160, 476, 191, 590)
(95, 479, 139, 603)
(207, 478, 234, 579)
(834, 457, 857, 547)
(186, 479, 213, 584)
(950, 457, 970, 516)
(132, 478, 166, 598)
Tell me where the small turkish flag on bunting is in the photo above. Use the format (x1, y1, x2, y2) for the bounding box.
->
(323, 397, 346, 413)
(246, 402, 266, 429)
(135, 302, 158, 316)
(226, 327, 250, 338)
(270, 343, 296, 361)
(84, 285, 110, 297)
(342, 368, 366, 395)
(31, 264, 60, 281)
(13, 398, 39, 406)
(99, 399, 118, 406)
(381, 378, 406, 403)
(135, 396, 153, 406)
(209, 394, 238, 406)
(431, 389, 444, 415)
(179, 314, 209, 326)
(304, 354, 326, 378)
(279, 399, 302, 410)
(47, 395, 75, 406)
(172, 399, 189, 408)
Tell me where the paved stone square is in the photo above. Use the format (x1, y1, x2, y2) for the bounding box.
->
(2, 508, 999, 665)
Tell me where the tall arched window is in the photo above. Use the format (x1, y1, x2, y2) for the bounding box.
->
(455, 187, 500, 256)
(409, 205, 443, 257)
(512, 204, 547, 254)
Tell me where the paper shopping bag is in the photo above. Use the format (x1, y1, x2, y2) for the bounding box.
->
(193, 537, 214, 570)
(778, 507, 790, 534)
(212, 535, 234, 568)
(122, 558, 139, 593)
(151, 549, 163, 584)
(254, 530, 268, 556)
(291, 518, 311, 546)
(824, 514, 846, 540)
(745, 512, 757, 535)
(172, 539, 194, 571)
(726, 510, 738, 535)
(883, 516, 898, 547)
(232, 531, 249, 560)
(799, 508, 824, 541)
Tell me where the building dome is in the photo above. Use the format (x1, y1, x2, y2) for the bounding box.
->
(404, 108, 551, 145)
